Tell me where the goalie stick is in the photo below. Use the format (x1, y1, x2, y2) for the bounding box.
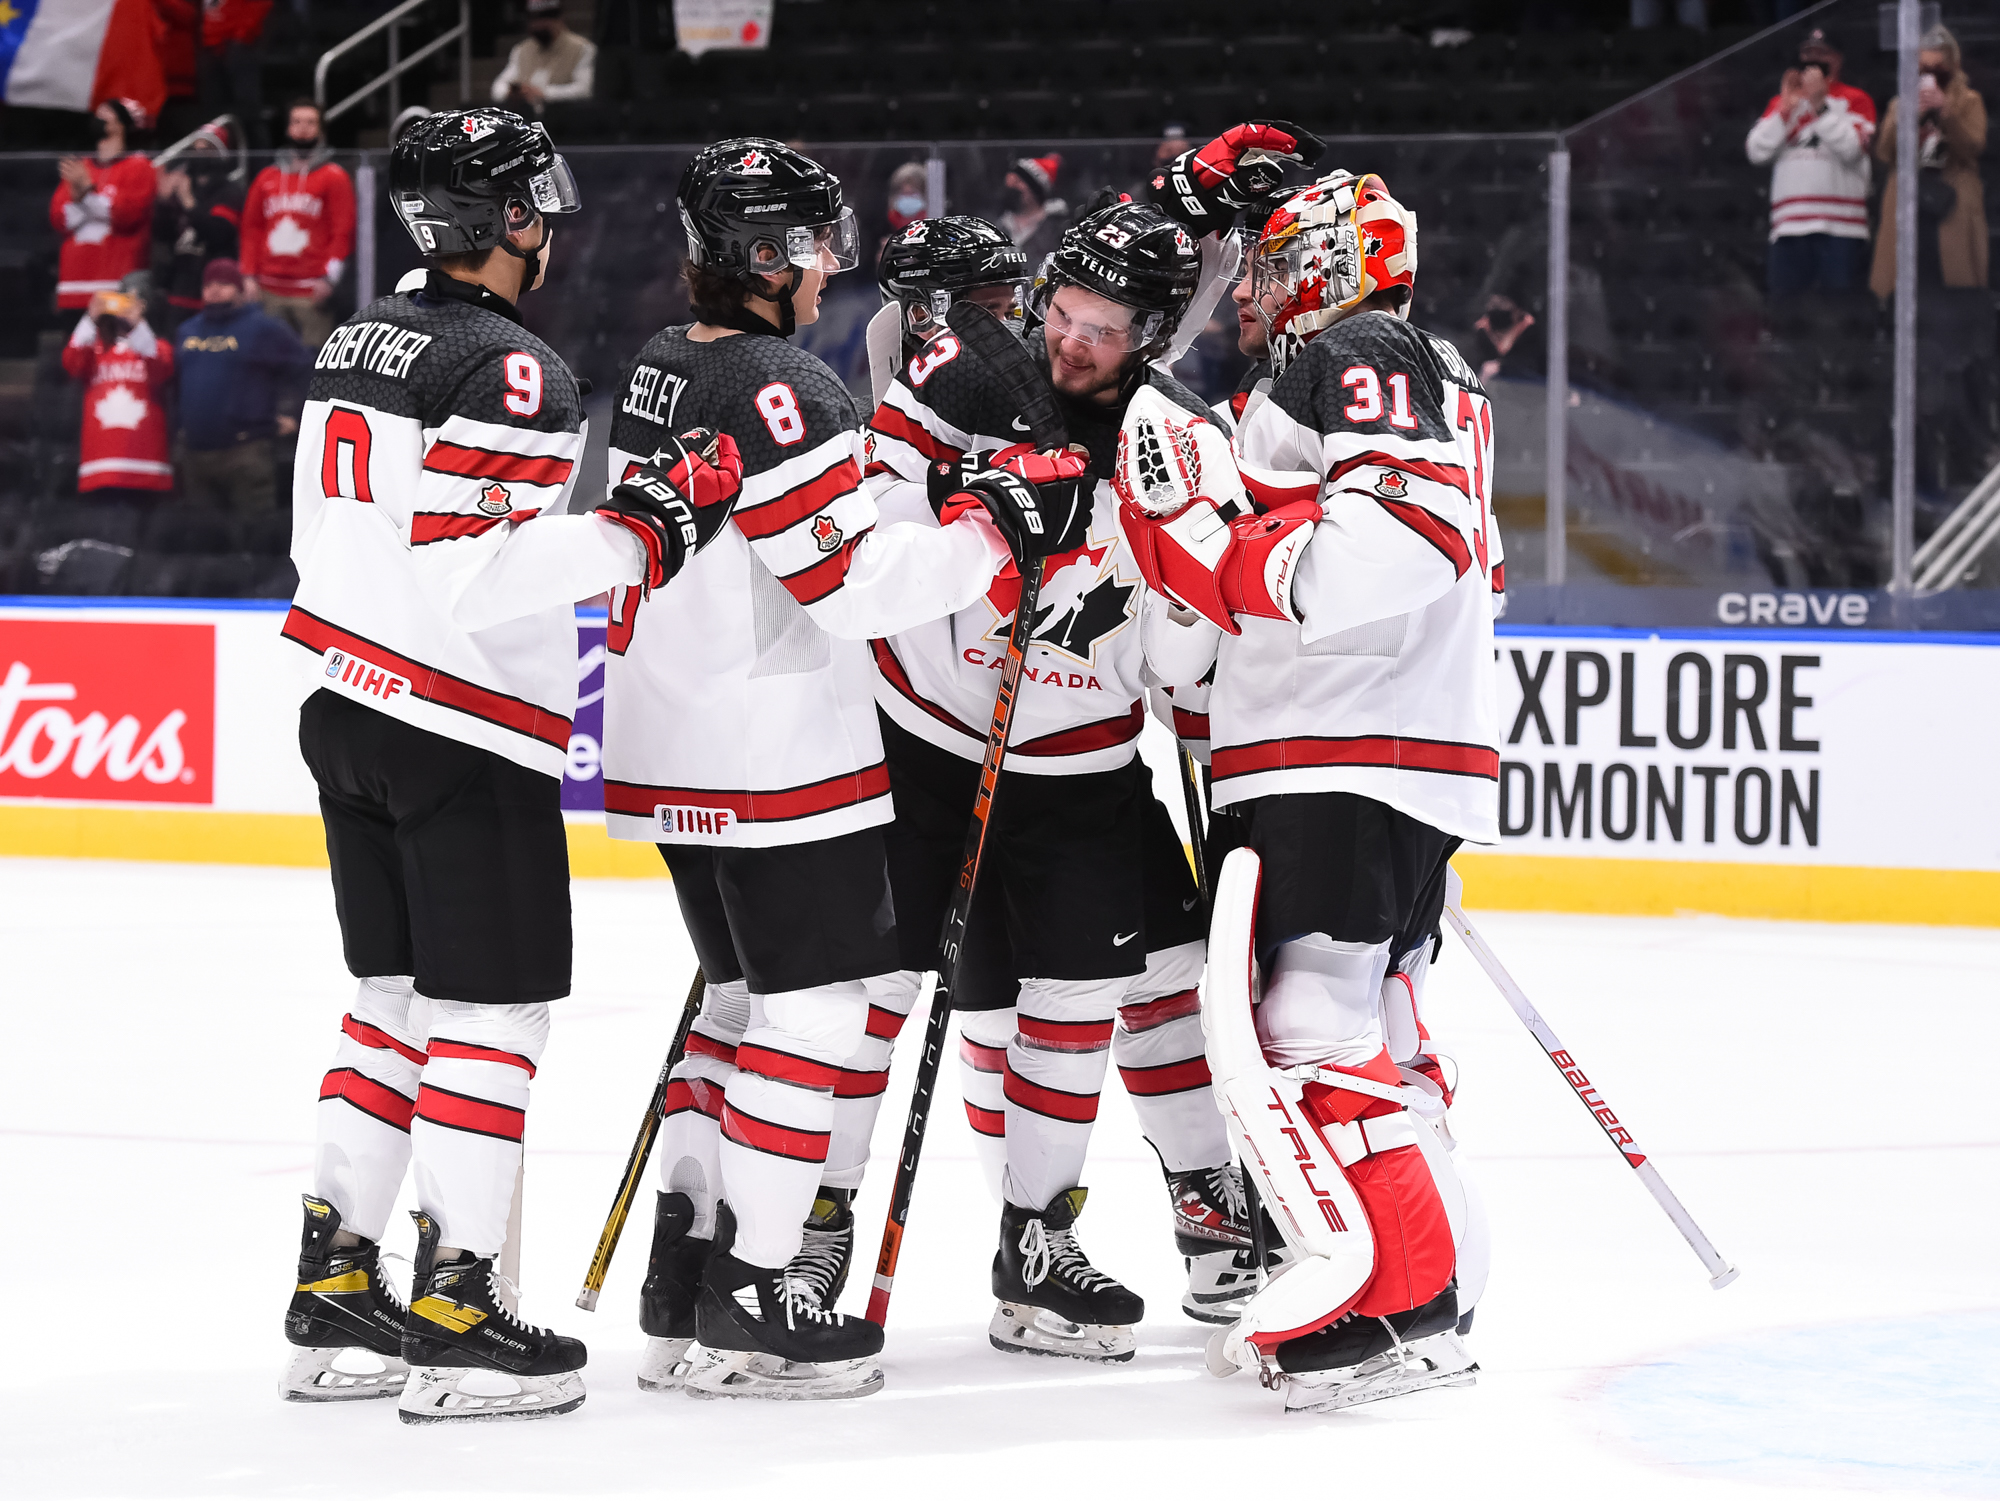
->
(575, 966, 706, 1311)
(1440, 867, 1739, 1290)
(867, 301, 1066, 1325)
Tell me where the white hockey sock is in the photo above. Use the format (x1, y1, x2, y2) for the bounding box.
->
(1001, 975, 1121, 1211)
(956, 1006, 1012, 1204)
(410, 998, 548, 1259)
(821, 969, 921, 1193)
(718, 980, 870, 1269)
(1113, 942, 1228, 1172)
(314, 975, 429, 1243)
(658, 979, 751, 1242)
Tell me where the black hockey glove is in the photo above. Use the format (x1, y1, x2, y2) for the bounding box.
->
(595, 427, 743, 595)
(928, 446, 1091, 565)
(1147, 121, 1327, 236)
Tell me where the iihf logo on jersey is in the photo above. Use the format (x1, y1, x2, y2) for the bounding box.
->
(1375, 470, 1410, 499)
(811, 514, 843, 552)
(735, 148, 773, 176)
(477, 482, 512, 516)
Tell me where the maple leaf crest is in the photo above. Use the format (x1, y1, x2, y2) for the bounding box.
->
(477, 481, 512, 515)
(1375, 470, 1409, 499)
(810, 513, 842, 552)
(93, 385, 148, 431)
(266, 215, 310, 258)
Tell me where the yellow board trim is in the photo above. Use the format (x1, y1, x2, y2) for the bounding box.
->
(0, 804, 663, 878)
(2, 804, 1995, 924)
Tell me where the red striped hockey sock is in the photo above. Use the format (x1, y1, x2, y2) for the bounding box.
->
(1001, 975, 1122, 1211)
(410, 999, 548, 1257)
(1113, 942, 1228, 1172)
(314, 976, 427, 1242)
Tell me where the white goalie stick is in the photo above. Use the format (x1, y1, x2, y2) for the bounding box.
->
(1440, 867, 1740, 1290)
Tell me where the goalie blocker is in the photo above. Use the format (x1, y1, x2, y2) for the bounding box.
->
(1200, 846, 1466, 1372)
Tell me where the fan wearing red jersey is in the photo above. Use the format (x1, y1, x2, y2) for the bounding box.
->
(1122, 171, 1498, 1413)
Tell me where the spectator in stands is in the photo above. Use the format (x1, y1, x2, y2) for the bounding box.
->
(152, 120, 243, 336)
(1745, 32, 1875, 297)
(1871, 25, 1989, 299)
(886, 162, 928, 234)
(198, 0, 272, 145)
(50, 99, 158, 312)
(172, 259, 309, 515)
(241, 100, 355, 351)
(999, 153, 1067, 267)
(61, 275, 175, 532)
(492, 0, 597, 113)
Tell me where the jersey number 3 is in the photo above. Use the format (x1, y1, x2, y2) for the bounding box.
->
(1454, 390, 1494, 577)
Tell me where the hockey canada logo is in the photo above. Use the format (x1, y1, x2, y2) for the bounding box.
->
(981, 538, 1137, 668)
(735, 148, 772, 176)
(459, 115, 496, 143)
(1375, 470, 1409, 499)
(811, 514, 843, 552)
(900, 222, 928, 243)
(477, 481, 512, 516)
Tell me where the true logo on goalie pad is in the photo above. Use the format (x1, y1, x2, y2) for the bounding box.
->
(322, 648, 409, 704)
(1265, 1085, 1351, 1235)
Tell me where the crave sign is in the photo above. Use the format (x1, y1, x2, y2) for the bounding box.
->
(0, 620, 215, 804)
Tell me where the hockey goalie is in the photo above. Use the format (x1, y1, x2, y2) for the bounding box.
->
(1117, 170, 1502, 1413)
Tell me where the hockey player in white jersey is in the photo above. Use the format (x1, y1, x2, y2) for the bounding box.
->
(281, 109, 739, 1424)
(1120, 170, 1498, 1411)
(846, 200, 1284, 1358)
(599, 138, 1086, 1400)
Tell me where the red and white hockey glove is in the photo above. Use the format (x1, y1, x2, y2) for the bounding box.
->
(1113, 387, 1317, 634)
(1149, 120, 1326, 235)
(928, 442, 1091, 566)
(596, 426, 743, 595)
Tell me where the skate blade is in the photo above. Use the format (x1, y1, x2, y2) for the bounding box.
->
(395, 1364, 586, 1423)
(280, 1344, 408, 1402)
(681, 1344, 884, 1401)
(636, 1335, 696, 1394)
(1283, 1350, 1480, 1414)
(1204, 1325, 1248, 1378)
(987, 1302, 1136, 1364)
(1182, 1291, 1251, 1325)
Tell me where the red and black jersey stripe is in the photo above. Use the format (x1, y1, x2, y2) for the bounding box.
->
(413, 1082, 525, 1142)
(1212, 733, 1499, 784)
(721, 1102, 831, 1163)
(409, 509, 539, 545)
(423, 440, 575, 489)
(865, 1003, 908, 1041)
(732, 457, 861, 542)
(870, 404, 963, 466)
(604, 761, 891, 826)
(1171, 707, 1210, 742)
(1376, 496, 1472, 579)
(320, 1068, 416, 1131)
(282, 606, 572, 752)
(1326, 448, 1471, 498)
(874, 638, 1144, 758)
(776, 529, 870, 606)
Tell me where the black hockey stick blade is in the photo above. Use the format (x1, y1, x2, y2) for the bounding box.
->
(577, 966, 705, 1310)
(944, 301, 1068, 452)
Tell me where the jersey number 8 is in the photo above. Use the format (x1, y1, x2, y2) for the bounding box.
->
(756, 382, 806, 446)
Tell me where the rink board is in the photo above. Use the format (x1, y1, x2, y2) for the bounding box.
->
(2, 600, 1996, 922)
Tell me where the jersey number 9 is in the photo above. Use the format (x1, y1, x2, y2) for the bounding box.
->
(505, 353, 543, 417)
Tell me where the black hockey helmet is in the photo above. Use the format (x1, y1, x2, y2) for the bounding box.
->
(390, 108, 579, 266)
(877, 215, 1030, 341)
(1030, 202, 1201, 356)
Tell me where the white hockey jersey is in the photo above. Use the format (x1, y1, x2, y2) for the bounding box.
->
(285, 272, 643, 778)
(866, 334, 1214, 775)
(601, 325, 1008, 848)
(1148, 311, 1502, 842)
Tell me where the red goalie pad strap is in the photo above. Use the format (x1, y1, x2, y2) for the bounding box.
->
(1300, 1050, 1406, 1126)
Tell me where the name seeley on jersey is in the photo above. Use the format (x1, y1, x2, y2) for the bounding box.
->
(314, 320, 436, 381)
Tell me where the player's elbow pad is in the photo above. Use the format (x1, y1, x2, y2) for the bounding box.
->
(1122, 498, 1318, 635)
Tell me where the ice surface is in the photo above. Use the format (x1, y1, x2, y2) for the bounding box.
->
(1, 855, 1995, 1500)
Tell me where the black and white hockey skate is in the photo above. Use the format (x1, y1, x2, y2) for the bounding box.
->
(635, 1191, 710, 1394)
(790, 1187, 855, 1310)
(1274, 1284, 1476, 1414)
(396, 1210, 587, 1424)
(684, 1205, 885, 1401)
(281, 1194, 410, 1401)
(990, 1188, 1144, 1363)
(1166, 1164, 1291, 1324)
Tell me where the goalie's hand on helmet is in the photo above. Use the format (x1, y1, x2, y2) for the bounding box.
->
(927, 442, 1091, 566)
(596, 426, 743, 595)
(1149, 120, 1326, 236)
(1113, 387, 1316, 634)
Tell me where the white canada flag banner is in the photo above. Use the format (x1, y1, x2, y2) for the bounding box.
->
(1490, 629, 2000, 872)
(0, 619, 214, 804)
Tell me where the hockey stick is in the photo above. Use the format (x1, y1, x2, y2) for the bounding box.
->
(1439, 867, 1740, 1290)
(867, 302, 1067, 1325)
(575, 966, 707, 1311)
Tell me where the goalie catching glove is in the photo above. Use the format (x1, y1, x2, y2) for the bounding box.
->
(1113, 387, 1319, 634)
(596, 426, 743, 595)
(1148, 121, 1327, 238)
(926, 442, 1092, 566)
